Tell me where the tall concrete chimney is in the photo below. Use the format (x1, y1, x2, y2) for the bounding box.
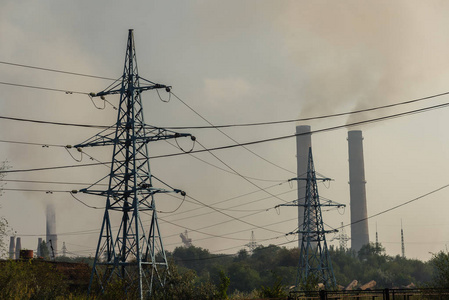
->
(296, 125, 312, 247)
(46, 204, 57, 257)
(9, 236, 15, 259)
(348, 130, 370, 251)
(15, 237, 21, 259)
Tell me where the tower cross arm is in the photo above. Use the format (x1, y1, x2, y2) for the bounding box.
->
(89, 83, 171, 98)
(74, 127, 195, 148)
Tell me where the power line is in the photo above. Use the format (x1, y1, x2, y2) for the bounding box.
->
(165, 140, 285, 182)
(185, 193, 285, 235)
(0, 139, 65, 148)
(337, 183, 449, 231)
(171, 92, 295, 174)
(2, 59, 449, 130)
(2, 100, 449, 175)
(2, 179, 107, 186)
(168, 90, 449, 129)
(0, 60, 116, 81)
(195, 140, 290, 204)
(0, 114, 109, 128)
(0, 81, 88, 95)
(173, 184, 449, 261)
(148, 101, 449, 159)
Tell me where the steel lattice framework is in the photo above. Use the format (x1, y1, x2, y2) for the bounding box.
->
(75, 29, 192, 299)
(295, 148, 339, 289)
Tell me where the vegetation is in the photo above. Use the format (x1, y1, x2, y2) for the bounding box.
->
(0, 241, 446, 299)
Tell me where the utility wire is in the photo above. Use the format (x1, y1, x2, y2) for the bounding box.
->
(165, 140, 285, 182)
(2, 101, 448, 174)
(171, 92, 295, 174)
(337, 183, 449, 231)
(0, 139, 65, 148)
(195, 140, 289, 204)
(0, 115, 109, 128)
(167, 90, 449, 129)
(0, 81, 88, 95)
(150, 101, 449, 159)
(185, 193, 285, 235)
(1, 179, 107, 186)
(0, 61, 116, 81)
(2, 59, 449, 129)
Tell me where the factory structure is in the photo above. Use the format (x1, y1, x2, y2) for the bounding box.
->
(8, 203, 59, 259)
(296, 125, 312, 248)
(295, 126, 370, 252)
(347, 130, 370, 251)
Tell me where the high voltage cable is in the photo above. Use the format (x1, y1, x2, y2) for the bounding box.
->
(0, 61, 116, 81)
(166, 183, 449, 251)
(337, 183, 449, 231)
(0, 77, 448, 131)
(165, 140, 285, 182)
(185, 193, 285, 235)
(163, 182, 292, 220)
(154, 101, 449, 158)
(170, 182, 449, 261)
(165, 189, 296, 225)
(164, 216, 298, 246)
(170, 92, 295, 174)
(195, 140, 289, 204)
(167, 90, 449, 129)
(2, 179, 107, 186)
(2, 101, 448, 174)
(13, 183, 444, 245)
(0, 115, 109, 128)
(0, 81, 89, 95)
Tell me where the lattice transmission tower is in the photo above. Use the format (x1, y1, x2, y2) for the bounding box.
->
(280, 148, 343, 289)
(75, 29, 193, 299)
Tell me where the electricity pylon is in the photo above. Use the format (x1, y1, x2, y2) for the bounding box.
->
(75, 29, 193, 299)
(401, 220, 405, 258)
(280, 148, 342, 289)
(334, 222, 349, 250)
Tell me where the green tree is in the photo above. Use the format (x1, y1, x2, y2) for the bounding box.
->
(257, 272, 288, 298)
(0, 216, 8, 257)
(0, 161, 11, 258)
(217, 270, 230, 299)
(428, 251, 449, 288)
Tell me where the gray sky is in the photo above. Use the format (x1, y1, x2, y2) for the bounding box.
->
(1, 1, 449, 261)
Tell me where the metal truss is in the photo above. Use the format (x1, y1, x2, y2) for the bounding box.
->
(76, 29, 192, 299)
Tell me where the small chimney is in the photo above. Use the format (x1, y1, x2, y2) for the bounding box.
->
(46, 204, 57, 257)
(37, 237, 43, 257)
(15, 237, 21, 259)
(9, 236, 15, 259)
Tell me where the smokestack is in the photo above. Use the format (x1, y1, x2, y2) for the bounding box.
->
(37, 237, 43, 257)
(9, 236, 15, 259)
(46, 204, 57, 257)
(15, 237, 21, 259)
(348, 130, 370, 251)
(296, 125, 312, 247)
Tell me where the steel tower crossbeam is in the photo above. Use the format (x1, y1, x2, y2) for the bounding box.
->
(76, 29, 192, 299)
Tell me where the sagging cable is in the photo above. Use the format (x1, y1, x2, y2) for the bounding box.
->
(158, 193, 186, 214)
(156, 87, 172, 103)
(174, 135, 196, 153)
(69, 191, 103, 209)
(88, 93, 106, 110)
(65, 145, 83, 162)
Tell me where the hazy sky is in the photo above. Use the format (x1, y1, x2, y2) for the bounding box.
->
(1, 1, 449, 261)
